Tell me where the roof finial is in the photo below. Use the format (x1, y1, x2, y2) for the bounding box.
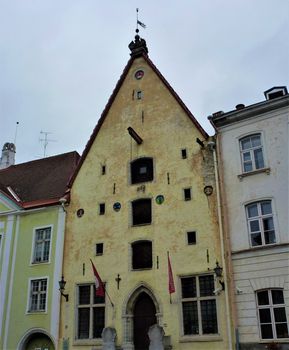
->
(129, 8, 148, 57)
(136, 8, 146, 33)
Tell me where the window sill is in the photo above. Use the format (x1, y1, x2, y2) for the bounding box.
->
(26, 310, 47, 315)
(73, 339, 102, 346)
(31, 261, 50, 265)
(180, 335, 223, 343)
(132, 267, 153, 271)
(132, 223, 152, 227)
(259, 339, 289, 343)
(238, 167, 270, 180)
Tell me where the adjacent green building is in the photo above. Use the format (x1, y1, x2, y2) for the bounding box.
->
(0, 151, 79, 350)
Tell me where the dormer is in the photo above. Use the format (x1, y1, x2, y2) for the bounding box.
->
(264, 86, 288, 100)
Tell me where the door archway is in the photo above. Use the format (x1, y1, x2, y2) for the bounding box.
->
(17, 329, 55, 350)
(133, 292, 157, 350)
(122, 284, 162, 350)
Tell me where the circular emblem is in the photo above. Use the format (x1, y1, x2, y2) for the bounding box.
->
(77, 208, 84, 217)
(113, 202, 121, 211)
(155, 195, 164, 205)
(135, 70, 144, 80)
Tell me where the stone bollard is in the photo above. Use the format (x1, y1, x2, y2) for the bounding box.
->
(102, 327, 117, 350)
(148, 324, 165, 350)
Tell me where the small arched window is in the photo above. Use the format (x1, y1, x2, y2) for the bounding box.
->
(132, 241, 152, 269)
(130, 157, 153, 184)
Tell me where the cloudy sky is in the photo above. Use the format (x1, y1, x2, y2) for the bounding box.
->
(1, 0, 288, 164)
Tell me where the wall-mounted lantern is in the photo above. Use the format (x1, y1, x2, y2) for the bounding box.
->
(59, 275, 69, 302)
(214, 261, 225, 291)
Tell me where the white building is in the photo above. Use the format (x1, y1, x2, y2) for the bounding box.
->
(209, 87, 289, 350)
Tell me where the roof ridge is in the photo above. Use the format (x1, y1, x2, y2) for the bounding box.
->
(0, 150, 79, 171)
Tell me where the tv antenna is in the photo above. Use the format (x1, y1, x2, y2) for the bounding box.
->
(39, 131, 57, 157)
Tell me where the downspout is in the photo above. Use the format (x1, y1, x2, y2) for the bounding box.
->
(211, 142, 233, 350)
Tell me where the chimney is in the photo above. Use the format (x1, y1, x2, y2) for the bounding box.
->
(0, 143, 16, 169)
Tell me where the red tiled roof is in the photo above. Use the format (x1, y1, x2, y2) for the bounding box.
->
(68, 52, 208, 187)
(0, 151, 80, 209)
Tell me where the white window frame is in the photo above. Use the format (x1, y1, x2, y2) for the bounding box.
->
(31, 225, 53, 264)
(180, 274, 219, 337)
(239, 133, 265, 173)
(256, 289, 289, 340)
(27, 277, 49, 313)
(0, 233, 3, 261)
(246, 200, 276, 247)
(75, 283, 106, 341)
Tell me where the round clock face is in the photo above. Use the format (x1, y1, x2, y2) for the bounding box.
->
(135, 70, 144, 80)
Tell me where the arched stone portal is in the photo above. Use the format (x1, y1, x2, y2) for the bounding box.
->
(122, 284, 162, 350)
(17, 329, 55, 350)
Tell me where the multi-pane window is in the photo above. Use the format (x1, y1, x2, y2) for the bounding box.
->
(132, 199, 152, 226)
(77, 284, 105, 339)
(181, 275, 218, 336)
(29, 279, 47, 312)
(131, 158, 153, 184)
(132, 241, 152, 269)
(246, 201, 276, 247)
(257, 289, 289, 339)
(240, 134, 265, 173)
(33, 227, 51, 263)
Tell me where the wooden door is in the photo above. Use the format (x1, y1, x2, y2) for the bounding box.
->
(133, 292, 157, 350)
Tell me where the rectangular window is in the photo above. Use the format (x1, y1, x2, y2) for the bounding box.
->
(187, 231, 196, 245)
(33, 227, 51, 263)
(132, 241, 152, 269)
(240, 134, 265, 173)
(132, 199, 152, 226)
(246, 200, 276, 247)
(102, 165, 106, 175)
(96, 243, 104, 256)
(184, 188, 192, 201)
(28, 278, 48, 312)
(131, 158, 153, 184)
(181, 149, 187, 159)
(99, 203, 105, 215)
(181, 275, 218, 336)
(257, 289, 289, 339)
(77, 284, 105, 339)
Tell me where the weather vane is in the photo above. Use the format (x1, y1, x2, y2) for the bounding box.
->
(136, 8, 146, 33)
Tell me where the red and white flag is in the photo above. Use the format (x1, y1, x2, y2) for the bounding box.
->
(168, 253, 175, 294)
(90, 259, 105, 297)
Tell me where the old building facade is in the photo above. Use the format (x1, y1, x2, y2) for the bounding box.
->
(0, 151, 79, 350)
(210, 87, 289, 349)
(59, 35, 232, 350)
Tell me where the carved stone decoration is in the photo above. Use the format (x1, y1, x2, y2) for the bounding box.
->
(148, 324, 165, 350)
(102, 327, 117, 350)
(128, 34, 149, 57)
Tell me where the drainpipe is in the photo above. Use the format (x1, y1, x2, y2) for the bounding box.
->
(211, 142, 233, 350)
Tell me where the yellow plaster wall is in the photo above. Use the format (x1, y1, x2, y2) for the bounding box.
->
(60, 56, 228, 349)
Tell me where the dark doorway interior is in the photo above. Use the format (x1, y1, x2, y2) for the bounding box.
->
(133, 292, 157, 350)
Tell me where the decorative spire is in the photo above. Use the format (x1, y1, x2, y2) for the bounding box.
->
(128, 8, 148, 57)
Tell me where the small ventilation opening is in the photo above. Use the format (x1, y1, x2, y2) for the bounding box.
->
(99, 203, 105, 215)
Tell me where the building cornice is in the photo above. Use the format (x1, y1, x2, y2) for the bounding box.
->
(209, 95, 289, 129)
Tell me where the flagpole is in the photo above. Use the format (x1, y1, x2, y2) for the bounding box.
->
(167, 252, 171, 304)
(90, 259, 114, 307)
(103, 285, 114, 308)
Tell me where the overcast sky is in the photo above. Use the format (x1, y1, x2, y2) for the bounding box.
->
(1, 0, 289, 164)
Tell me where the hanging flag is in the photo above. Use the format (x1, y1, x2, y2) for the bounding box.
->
(168, 252, 175, 294)
(90, 259, 105, 297)
(137, 20, 146, 28)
